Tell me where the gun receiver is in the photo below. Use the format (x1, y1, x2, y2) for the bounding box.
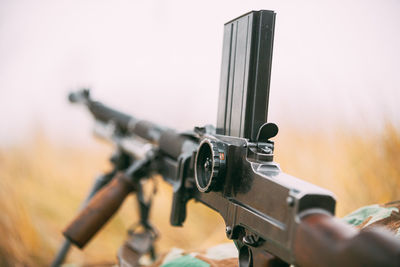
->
(61, 10, 400, 267)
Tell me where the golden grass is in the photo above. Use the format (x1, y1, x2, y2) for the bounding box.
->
(0, 124, 399, 266)
(275, 122, 400, 216)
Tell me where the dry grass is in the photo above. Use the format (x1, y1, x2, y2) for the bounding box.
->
(275, 122, 400, 216)
(0, 124, 399, 266)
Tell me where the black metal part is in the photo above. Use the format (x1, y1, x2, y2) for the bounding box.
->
(243, 234, 264, 247)
(136, 182, 153, 230)
(131, 120, 164, 142)
(170, 153, 192, 226)
(216, 10, 276, 141)
(192, 134, 336, 265)
(256, 123, 278, 142)
(159, 130, 192, 159)
(50, 240, 71, 267)
(118, 226, 158, 267)
(68, 88, 90, 103)
(239, 245, 253, 267)
(134, 179, 158, 261)
(65, 10, 339, 267)
(194, 139, 227, 193)
(88, 101, 133, 133)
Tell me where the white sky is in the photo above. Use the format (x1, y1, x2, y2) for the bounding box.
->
(0, 0, 399, 144)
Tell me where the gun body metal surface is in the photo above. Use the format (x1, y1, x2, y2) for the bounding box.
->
(58, 10, 400, 267)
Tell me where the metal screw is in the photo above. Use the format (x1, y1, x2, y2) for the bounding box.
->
(243, 235, 255, 246)
(225, 226, 232, 237)
(242, 235, 263, 247)
(286, 196, 295, 207)
(204, 158, 211, 170)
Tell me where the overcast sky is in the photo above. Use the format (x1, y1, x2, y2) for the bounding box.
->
(0, 0, 399, 144)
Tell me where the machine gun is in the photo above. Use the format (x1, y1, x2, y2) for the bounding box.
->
(54, 10, 400, 267)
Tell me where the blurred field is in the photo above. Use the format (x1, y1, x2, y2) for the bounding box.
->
(0, 124, 399, 266)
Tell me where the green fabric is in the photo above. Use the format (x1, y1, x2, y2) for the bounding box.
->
(160, 255, 209, 267)
(342, 204, 398, 227)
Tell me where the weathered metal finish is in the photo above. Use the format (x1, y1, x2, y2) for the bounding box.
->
(190, 134, 335, 263)
(58, 10, 400, 267)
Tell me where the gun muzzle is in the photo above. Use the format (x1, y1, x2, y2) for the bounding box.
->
(68, 89, 90, 104)
(63, 172, 134, 248)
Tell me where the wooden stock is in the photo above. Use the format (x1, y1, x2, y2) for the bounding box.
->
(63, 172, 134, 248)
(294, 212, 400, 267)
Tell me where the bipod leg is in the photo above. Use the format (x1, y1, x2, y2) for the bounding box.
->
(136, 177, 159, 261)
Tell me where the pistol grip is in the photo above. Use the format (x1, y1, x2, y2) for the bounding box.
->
(170, 187, 187, 226)
(170, 155, 192, 226)
(63, 172, 134, 248)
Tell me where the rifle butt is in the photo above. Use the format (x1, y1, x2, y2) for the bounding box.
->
(294, 213, 400, 267)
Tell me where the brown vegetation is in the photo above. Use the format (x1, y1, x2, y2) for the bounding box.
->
(0, 124, 399, 266)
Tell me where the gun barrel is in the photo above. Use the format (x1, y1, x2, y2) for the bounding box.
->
(70, 90, 198, 161)
(88, 101, 134, 132)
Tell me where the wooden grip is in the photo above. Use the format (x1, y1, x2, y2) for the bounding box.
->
(294, 213, 400, 267)
(63, 172, 134, 248)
